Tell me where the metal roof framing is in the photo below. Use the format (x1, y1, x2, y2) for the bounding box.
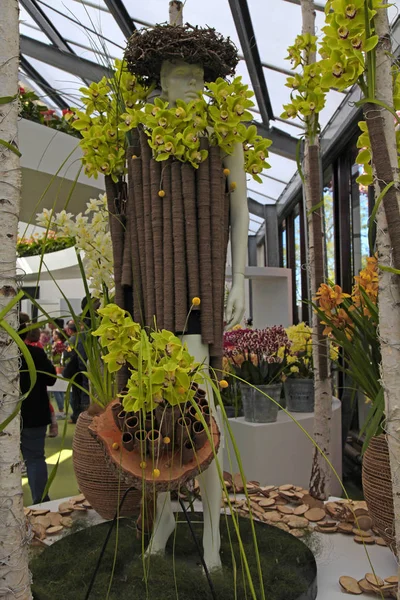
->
(20, 0, 72, 52)
(20, 55, 69, 109)
(103, 0, 136, 39)
(228, 0, 273, 127)
(20, 35, 113, 82)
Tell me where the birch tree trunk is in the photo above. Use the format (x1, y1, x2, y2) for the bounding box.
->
(0, 2, 32, 599)
(367, 7, 400, 594)
(301, 0, 332, 500)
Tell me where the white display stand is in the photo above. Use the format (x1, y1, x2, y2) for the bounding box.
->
(223, 398, 343, 497)
(225, 266, 292, 327)
(30, 495, 397, 598)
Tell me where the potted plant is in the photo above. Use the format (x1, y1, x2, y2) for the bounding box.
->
(223, 326, 290, 423)
(283, 323, 315, 413)
(314, 256, 395, 552)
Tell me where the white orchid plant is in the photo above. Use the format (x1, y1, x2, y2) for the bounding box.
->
(36, 194, 114, 301)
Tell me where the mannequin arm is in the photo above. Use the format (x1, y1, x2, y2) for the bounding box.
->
(223, 143, 249, 328)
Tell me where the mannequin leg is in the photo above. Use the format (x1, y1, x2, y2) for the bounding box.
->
(186, 334, 222, 572)
(145, 491, 176, 555)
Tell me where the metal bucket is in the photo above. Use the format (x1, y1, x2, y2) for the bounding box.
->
(284, 378, 315, 413)
(241, 383, 281, 423)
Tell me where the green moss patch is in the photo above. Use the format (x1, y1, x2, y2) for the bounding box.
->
(31, 514, 316, 600)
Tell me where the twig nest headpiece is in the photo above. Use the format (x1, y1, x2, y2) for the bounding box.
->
(124, 24, 239, 84)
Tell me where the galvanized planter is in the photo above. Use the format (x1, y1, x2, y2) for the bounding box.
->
(241, 383, 281, 423)
(284, 378, 315, 413)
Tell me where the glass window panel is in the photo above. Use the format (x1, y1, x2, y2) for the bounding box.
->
(37, 0, 125, 55)
(24, 58, 86, 107)
(247, 188, 275, 205)
(323, 167, 335, 282)
(280, 221, 287, 268)
(20, 23, 52, 44)
(351, 162, 370, 274)
(294, 214, 301, 312)
(267, 151, 297, 185)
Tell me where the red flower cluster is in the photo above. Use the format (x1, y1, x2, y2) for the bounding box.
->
(224, 326, 290, 364)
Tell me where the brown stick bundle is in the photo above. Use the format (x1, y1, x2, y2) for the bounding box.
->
(181, 162, 200, 303)
(150, 158, 164, 326)
(140, 130, 156, 325)
(105, 176, 125, 310)
(127, 150, 145, 323)
(196, 157, 214, 344)
(163, 164, 174, 331)
(171, 160, 188, 332)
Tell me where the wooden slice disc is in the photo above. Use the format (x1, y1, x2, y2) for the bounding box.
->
(274, 522, 290, 532)
(352, 528, 373, 538)
(354, 507, 369, 517)
(302, 494, 325, 510)
(337, 522, 354, 534)
(72, 505, 87, 512)
(358, 578, 374, 593)
(375, 537, 388, 547)
(325, 502, 340, 517)
(60, 517, 73, 528)
(24, 507, 32, 517)
(265, 511, 282, 523)
(58, 501, 73, 513)
(32, 508, 50, 516)
(304, 508, 326, 522)
(287, 516, 309, 529)
(71, 493, 86, 504)
(293, 504, 309, 516)
(317, 520, 337, 528)
(233, 474, 245, 492)
(339, 576, 362, 595)
(32, 523, 47, 540)
(269, 492, 279, 499)
(385, 577, 399, 585)
(354, 536, 375, 545)
(279, 484, 294, 491)
(356, 515, 372, 531)
(277, 505, 294, 515)
(259, 498, 275, 508)
(48, 513, 62, 527)
(260, 485, 276, 493)
(34, 515, 51, 529)
(82, 501, 92, 509)
(290, 528, 306, 538)
(46, 525, 64, 535)
(315, 525, 338, 533)
(274, 498, 288, 506)
(365, 573, 384, 587)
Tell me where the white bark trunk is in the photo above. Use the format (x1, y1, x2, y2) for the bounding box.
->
(169, 1, 183, 26)
(301, 0, 332, 499)
(0, 3, 32, 599)
(372, 8, 400, 595)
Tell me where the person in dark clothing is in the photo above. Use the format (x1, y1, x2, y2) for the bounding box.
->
(19, 313, 56, 504)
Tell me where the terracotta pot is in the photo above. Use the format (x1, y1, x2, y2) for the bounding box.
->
(181, 439, 194, 465)
(117, 410, 127, 431)
(362, 434, 396, 555)
(72, 411, 141, 520)
(201, 405, 211, 425)
(111, 402, 123, 428)
(176, 416, 191, 446)
(146, 429, 164, 458)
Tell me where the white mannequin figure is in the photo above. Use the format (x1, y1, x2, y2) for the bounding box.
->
(147, 59, 249, 572)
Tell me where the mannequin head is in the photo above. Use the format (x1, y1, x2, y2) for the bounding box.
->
(160, 59, 204, 105)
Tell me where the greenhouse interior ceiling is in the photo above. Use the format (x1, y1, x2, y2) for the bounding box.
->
(17, 0, 400, 233)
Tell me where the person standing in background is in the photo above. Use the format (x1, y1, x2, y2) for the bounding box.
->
(19, 313, 56, 504)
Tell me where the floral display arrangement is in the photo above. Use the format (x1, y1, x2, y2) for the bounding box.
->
(36, 195, 114, 300)
(17, 230, 75, 257)
(68, 58, 272, 183)
(314, 255, 380, 450)
(223, 326, 291, 385)
(19, 85, 79, 138)
(282, 323, 313, 379)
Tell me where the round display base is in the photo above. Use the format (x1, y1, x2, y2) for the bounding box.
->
(30, 514, 317, 600)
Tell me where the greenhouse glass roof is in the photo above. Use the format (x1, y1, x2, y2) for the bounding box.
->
(17, 0, 400, 232)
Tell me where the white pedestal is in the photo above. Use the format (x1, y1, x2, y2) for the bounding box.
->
(223, 398, 342, 497)
(225, 266, 292, 327)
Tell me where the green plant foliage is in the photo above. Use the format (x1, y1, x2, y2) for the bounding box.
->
(92, 304, 203, 412)
(69, 60, 150, 182)
(19, 87, 79, 137)
(71, 61, 271, 181)
(17, 233, 75, 257)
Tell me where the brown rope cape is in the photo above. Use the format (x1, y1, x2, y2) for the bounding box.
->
(106, 127, 230, 390)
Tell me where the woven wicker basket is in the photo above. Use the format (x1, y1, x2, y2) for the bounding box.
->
(72, 411, 142, 520)
(362, 434, 396, 555)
